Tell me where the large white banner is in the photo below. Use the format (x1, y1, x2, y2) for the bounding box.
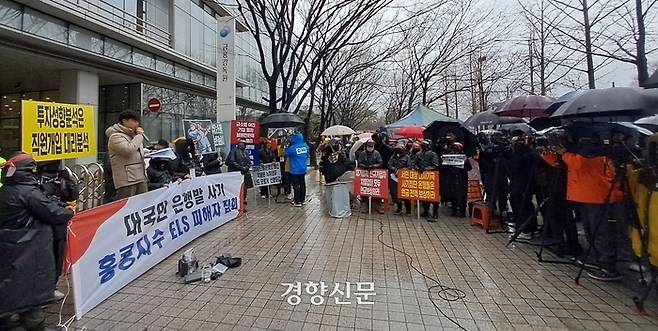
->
(217, 16, 236, 123)
(68, 173, 244, 318)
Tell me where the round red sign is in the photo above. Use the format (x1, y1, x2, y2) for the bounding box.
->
(147, 98, 161, 113)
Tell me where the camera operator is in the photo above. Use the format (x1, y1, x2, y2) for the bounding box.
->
(37, 161, 80, 301)
(507, 133, 539, 240)
(557, 134, 625, 281)
(476, 131, 510, 216)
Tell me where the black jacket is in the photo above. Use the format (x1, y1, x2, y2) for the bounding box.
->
(413, 150, 439, 171)
(259, 148, 277, 164)
(202, 153, 223, 175)
(148, 158, 175, 190)
(388, 153, 411, 174)
(375, 143, 393, 169)
(226, 147, 252, 173)
(321, 153, 354, 183)
(0, 170, 73, 316)
(358, 149, 383, 169)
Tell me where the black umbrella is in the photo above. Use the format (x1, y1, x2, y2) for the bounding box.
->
(423, 121, 477, 157)
(544, 90, 584, 115)
(463, 109, 526, 127)
(550, 87, 658, 120)
(635, 115, 658, 132)
(260, 112, 304, 129)
(529, 117, 561, 131)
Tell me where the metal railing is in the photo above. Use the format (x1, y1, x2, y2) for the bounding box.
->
(52, 0, 172, 47)
(70, 162, 105, 211)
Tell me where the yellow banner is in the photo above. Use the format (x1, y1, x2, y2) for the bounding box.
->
(21, 100, 96, 161)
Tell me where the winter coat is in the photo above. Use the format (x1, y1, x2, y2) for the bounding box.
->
(285, 133, 309, 175)
(388, 153, 411, 174)
(169, 139, 199, 179)
(0, 169, 73, 316)
(358, 149, 383, 169)
(202, 153, 223, 175)
(259, 148, 277, 164)
(375, 143, 393, 169)
(321, 153, 354, 183)
(413, 150, 439, 171)
(226, 147, 252, 173)
(106, 124, 146, 189)
(40, 172, 79, 241)
(147, 158, 175, 190)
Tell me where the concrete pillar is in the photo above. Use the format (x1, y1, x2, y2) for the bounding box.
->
(60, 70, 99, 165)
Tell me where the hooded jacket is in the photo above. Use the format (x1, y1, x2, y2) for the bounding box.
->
(0, 159, 73, 316)
(285, 133, 309, 175)
(106, 123, 146, 189)
(147, 158, 175, 190)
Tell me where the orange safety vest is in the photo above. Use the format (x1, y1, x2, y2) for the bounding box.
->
(561, 152, 623, 204)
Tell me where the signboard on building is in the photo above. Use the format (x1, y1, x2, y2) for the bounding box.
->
(21, 100, 96, 162)
(217, 16, 236, 123)
(67, 173, 244, 319)
(251, 162, 282, 187)
(354, 169, 389, 199)
(397, 169, 440, 202)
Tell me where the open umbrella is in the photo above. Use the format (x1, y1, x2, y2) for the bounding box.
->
(395, 125, 425, 139)
(544, 90, 584, 115)
(498, 123, 536, 135)
(423, 121, 477, 157)
(529, 117, 561, 131)
(635, 115, 658, 131)
(551, 87, 658, 120)
(260, 112, 304, 128)
(463, 109, 525, 127)
(494, 95, 554, 118)
(322, 125, 356, 136)
(357, 132, 372, 140)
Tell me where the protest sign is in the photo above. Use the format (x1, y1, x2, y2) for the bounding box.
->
(211, 123, 225, 148)
(251, 162, 282, 187)
(397, 169, 440, 202)
(183, 120, 215, 155)
(230, 120, 260, 144)
(21, 100, 96, 161)
(442, 154, 467, 168)
(67, 173, 243, 318)
(354, 169, 389, 199)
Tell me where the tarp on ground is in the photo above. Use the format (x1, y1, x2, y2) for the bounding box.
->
(385, 105, 458, 129)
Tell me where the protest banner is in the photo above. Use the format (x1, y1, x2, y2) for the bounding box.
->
(251, 162, 282, 187)
(354, 169, 389, 199)
(67, 172, 244, 318)
(21, 100, 96, 161)
(211, 123, 225, 148)
(230, 120, 260, 144)
(183, 120, 216, 155)
(441, 154, 467, 168)
(397, 169, 440, 202)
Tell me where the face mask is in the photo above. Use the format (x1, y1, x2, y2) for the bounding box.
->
(366, 146, 374, 152)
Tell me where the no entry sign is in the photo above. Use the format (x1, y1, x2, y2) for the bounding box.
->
(147, 98, 161, 113)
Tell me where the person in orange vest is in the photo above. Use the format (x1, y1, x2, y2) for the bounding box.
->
(557, 136, 624, 281)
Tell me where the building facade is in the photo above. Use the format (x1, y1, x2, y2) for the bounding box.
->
(0, 0, 268, 160)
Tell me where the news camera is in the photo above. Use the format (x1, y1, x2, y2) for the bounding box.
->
(476, 130, 511, 155)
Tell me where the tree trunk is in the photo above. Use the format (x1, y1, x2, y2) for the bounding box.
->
(635, 0, 649, 84)
(582, 0, 596, 89)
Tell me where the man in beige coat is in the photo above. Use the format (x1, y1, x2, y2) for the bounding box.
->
(106, 111, 147, 199)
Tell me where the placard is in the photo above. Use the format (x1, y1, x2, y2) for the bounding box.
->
(397, 169, 440, 202)
(230, 120, 260, 145)
(211, 123, 225, 148)
(67, 173, 244, 318)
(251, 162, 282, 187)
(183, 119, 215, 155)
(21, 100, 96, 161)
(354, 169, 389, 199)
(442, 154, 467, 168)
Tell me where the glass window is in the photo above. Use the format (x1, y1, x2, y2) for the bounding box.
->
(104, 38, 132, 62)
(190, 16, 203, 62)
(0, 0, 21, 29)
(145, 0, 169, 39)
(133, 48, 155, 69)
(173, 6, 190, 56)
(204, 74, 216, 88)
(174, 0, 190, 14)
(156, 57, 174, 75)
(203, 13, 216, 67)
(191, 70, 203, 85)
(69, 25, 103, 54)
(175, 64, 190, 81)
(23, 8, 67, 43)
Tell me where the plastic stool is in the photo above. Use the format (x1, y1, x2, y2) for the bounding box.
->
(470, 201, 499, 230)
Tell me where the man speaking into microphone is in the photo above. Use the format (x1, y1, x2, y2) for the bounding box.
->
(106, 110, 148, 199)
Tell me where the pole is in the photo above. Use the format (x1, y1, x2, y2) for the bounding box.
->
(368, 196, 372, 215)
(417, 200, 420, 220)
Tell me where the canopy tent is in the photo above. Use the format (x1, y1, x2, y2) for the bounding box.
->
(385, 105, 461, 129)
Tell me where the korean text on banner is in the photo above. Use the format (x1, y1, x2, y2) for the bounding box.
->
(230, 120, 260, 145)
(67, 172, 244, 319)
(251, 162, 282, 187)
(21, 100, 96, 162)
(397, 169, 440, 202)
(354, 169, 389, 199)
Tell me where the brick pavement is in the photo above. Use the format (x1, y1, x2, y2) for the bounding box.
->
(47, 173, 658, 330)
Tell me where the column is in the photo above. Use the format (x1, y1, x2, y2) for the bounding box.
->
(60, 69, 99, 164)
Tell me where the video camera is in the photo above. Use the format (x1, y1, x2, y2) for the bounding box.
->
(476, 130, 511, 155)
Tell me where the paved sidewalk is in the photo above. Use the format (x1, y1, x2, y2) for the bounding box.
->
(47, 173, 658, 330)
